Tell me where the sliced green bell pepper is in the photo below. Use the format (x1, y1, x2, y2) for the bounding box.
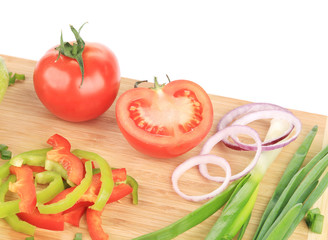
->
(72, 149, 114, 211)
(9, 148, 51, 167)
(0, 161, 11, 180)
(35, 171, 65, 204)
(38, 160, 93, 214)
(126, 175, 138, 205)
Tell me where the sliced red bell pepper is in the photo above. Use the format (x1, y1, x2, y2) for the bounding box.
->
(9, 165, 36, 213)
(107, 183, 133, 204)
(86, 208, 109, 240)
(28, 165, 46, 173)
(112, 168, 127, 182)
(46, 134, 84, 186)
(64, 205, 87, 227)
(17, 208, 64, 231)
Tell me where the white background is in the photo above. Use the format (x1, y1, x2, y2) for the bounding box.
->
(0, 0, 327, 116)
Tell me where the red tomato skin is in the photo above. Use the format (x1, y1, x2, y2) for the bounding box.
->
(33, 42, 120, 122)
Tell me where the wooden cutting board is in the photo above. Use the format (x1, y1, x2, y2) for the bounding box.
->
(0, 55, 327, 240)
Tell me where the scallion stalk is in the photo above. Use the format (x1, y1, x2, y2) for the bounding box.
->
(205, 119, 290, 240)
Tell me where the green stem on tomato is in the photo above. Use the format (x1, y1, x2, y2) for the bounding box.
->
(55, 23, 87, 87)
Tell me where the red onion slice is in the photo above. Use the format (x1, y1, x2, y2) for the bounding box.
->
(199, 125, 262, 182)
(227, 110, 301, 151)
(171, 154, 231, 202)
(217, 103, 294, 150)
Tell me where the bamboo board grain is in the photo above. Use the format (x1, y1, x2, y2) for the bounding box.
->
(0, 54, 327, 240)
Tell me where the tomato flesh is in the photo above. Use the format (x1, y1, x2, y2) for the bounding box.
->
(116, 80, 213, 158)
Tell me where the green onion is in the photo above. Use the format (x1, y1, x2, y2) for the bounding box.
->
(8, 72, 25, 86)
(264, 203, 303, 240)
(283, 171, 328, 238)
(133, 176, 247, 240)
(305, 208, 324, 234)
(253, 125, 318, 239)
(0, 144, 12, 160)
(73, 233, 83, 240)
(205, 119, 289, 240)
(258, 150, 328, 239)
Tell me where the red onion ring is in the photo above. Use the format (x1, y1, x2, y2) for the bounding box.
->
(225, 110, 301, 151)
(171, 154, 231, 202)
(199, 125, 262, 182)
(217, 103, 294, 150)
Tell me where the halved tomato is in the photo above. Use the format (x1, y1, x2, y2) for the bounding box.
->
(115, 79, 213, 158)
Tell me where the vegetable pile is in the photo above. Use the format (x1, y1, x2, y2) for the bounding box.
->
(0, 134, 138, 240)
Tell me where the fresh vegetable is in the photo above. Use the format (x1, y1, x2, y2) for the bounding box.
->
(263, 203, 303, 240)
(253, 125, 319, 239)
(204, 118, 294, 239)
(115, 77, 213, 158)
(86, 208, 109, 240)
(74, 233, 83, 240)
(35, 171, 65, 204)
(217, 103, 299, 151)
(72, 149, 114, 211)
(9, 165, 37, 214)
(0, 56, 9, 104)
(254, 143, 328, 239)
(305, 208, 324, 234)
(199, 125, 262, 182)
(0, 144, 12, 160)
(38, 160, 93, 214)
(172, 154, 232, 201)
(8, 72, 25, 86)
(0, 175, 36, 236)
(17, 209, 65, 231)
(46, 134, 84, 186)
(33, 23, 120, 122)
(133, 176, 247, 240)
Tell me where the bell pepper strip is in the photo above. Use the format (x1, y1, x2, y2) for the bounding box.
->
(28, 165, 46, 173)
(86, 208, 109, 240)
(64, 205, 87, 227)
(112, 168, 127, 182)
(46, 134, 84, 186)
(9, 148, 51, 167)
(17, 208, 65, 231)
(0, 161, 11, 180)
(4, 214, 36, 236)
(0, 176, 20, 218)
(9, 165, 37, 213)
(107, 183, 133, 203)
(126, 175, 139, 205)
(0, 175, 36, 236)
(72, 149, 114, 211)
(35, 171, 65, 204)
(38, 160, 93, 214)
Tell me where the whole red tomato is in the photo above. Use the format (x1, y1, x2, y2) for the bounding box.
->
(116, 78, 213, 158)
(33, 25, 120, 122)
